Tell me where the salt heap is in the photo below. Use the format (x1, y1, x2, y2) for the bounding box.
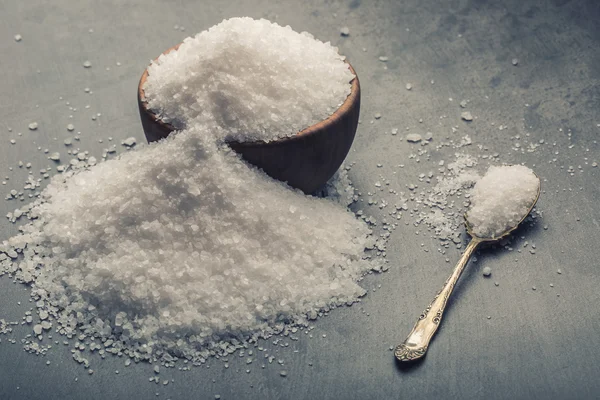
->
(466, 165, 540, 238)
(12, 130, 373, 358)
(1, 18, 376, 362)
(143, 17, 354, 142)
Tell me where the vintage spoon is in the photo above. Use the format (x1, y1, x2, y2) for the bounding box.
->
(394, 172, 541, 362)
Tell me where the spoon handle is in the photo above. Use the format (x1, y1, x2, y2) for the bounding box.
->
(395, 238, 481, 362)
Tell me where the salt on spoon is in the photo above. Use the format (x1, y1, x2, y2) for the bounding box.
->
(395, 165, 540, 362)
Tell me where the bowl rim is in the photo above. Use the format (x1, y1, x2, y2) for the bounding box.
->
(138, 42, 360, 147)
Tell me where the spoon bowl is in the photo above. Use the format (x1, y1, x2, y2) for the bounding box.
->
(465, 171, 542, 241)
(138, 43, 361, 194)
(395, 171, 541, 362)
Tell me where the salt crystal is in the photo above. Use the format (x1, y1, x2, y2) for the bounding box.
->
(28, 122, 38, 130)
(482, 267, 491, 277)
(340, 27, 350, 36)
(461, 111, 473, 121)
(121, 137, 136, 147)
(406, 133, 422, 143)
(33, 325, 43, 335)
(83, 61, 92, 68)
(14, 34, 22, 42)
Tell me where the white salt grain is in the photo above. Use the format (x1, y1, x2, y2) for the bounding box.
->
(466, 165, 539, 238)
(33, 325, 43, 335)
(461, 111, 473, 121)
(406, 133, 422, 143)
(121, 137, 136, 147)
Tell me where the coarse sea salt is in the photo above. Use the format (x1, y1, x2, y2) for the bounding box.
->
(466, 165, 539, 238)
(0, 18, 380, 363)
(143, 17, 354, 142)
(3, 128, 377, 361)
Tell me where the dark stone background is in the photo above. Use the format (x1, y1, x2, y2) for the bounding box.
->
(1, 0, 599, 398)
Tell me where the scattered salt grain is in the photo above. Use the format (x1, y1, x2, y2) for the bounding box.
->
(66, 124, 74, 132)
(121, 137, 136, 147)
(14, 34, 22, 42)
(461, 111, 473, 121)
(405, 83, 412, 90)
(512, 58, 519, 66)
(406, 133, 422, 143)
(466, 165, 540, 238)
(482, 267, 492, 277)
(378, 56, 389, 62)
(340, 27, 350, 36)
(33, 325, 43, 335)
(82, 61, 92, 68)
(28, 122, 38, 131)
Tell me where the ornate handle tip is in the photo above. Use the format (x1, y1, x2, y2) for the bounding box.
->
(394, 344, 427, 362)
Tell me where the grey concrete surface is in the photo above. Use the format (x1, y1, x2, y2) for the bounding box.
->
(1, 0, 599, 399)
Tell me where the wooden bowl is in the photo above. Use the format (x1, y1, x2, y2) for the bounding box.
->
(138, 44, 361, 194)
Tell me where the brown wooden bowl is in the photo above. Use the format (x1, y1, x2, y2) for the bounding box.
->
(138, 43, 361, 194)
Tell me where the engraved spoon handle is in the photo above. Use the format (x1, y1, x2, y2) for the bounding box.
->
(395, 238, 481, 361)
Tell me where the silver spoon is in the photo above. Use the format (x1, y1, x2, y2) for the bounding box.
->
(394, 172, 541, 362)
